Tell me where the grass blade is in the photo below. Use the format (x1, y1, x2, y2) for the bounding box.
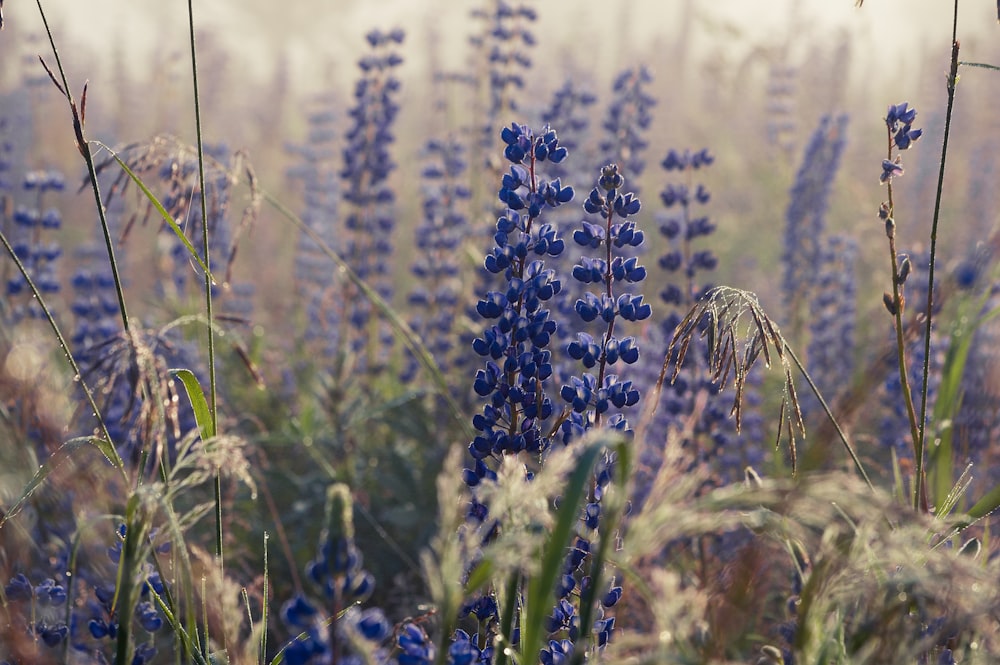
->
(519, 437, 607, 665)
(92, 141, 216, 281)
(171, 368, 216, 440)
(0, 436, 118, 530)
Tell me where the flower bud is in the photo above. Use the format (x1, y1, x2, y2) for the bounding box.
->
(897, 255, 912, 284)
(883, 292, 898, 316)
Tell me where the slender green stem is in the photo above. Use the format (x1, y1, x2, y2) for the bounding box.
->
(784, 344, 874, 491)
(34, 0, 130, 333)
(184, 0, 222, 567)
(261, 532, 269, 664)
(918, 3, 961, 507)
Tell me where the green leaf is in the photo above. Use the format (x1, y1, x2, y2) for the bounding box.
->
(967, 482, 1000, 521)
(518, 439, 606, 665)
(571, 439, 631, 663)
(171, 368, 216, 439)
(463, 560, 494, 597)
(0, 436, 115, 530)
(931, 299, 1000, 513)
(93, 141, 216, 283)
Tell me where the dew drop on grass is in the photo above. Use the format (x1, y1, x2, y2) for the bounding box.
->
(72, 374, 80, 382)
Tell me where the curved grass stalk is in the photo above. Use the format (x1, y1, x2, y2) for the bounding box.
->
(0, 229, 124, 477)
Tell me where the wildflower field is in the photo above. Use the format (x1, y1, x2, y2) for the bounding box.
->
(1, 1, 1000, 663)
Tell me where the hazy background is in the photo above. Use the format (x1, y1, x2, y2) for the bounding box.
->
(2, 0, 998, 321)
(5, 0, 996, 91)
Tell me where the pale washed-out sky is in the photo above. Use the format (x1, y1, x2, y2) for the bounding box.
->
(5, 0, 995, 90)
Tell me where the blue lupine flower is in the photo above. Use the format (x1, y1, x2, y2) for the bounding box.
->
(460, 123, 576, 661)
(541, 79, 598, 180)
(953, 293, 1000, 492)
(405, 136, 472, 381)
(803, 235, 858, 416)
(880, 102, 921, 183)
(288, 96, 342, 357)
(70, 233, 125, 350)
(397, 623, 435, 665)
(136, 601, 163, 632)
(765, 62, 798, 154)
(634, 146, 767, 513)
(350, 606, 391, 641)
(465, 123, 573, 487)
(470, 2, 538, 159)
(599, 67, 656, 184)
(131, 643, 157, 665)
(782, 115, 849, 331)
(657, 148, 718, 310)
(37, 622, 69, 647)
(281, 593, 319, 629)
(152, 143, 243, 304)
(550, 163, 647, 653)
(880, 158, 904, 184)
(4, 573, 34, 601)
(277, 484, 388, 664)
(540, 638, 574, 665)
(2, 167, 66, 324)
(340, 28, 405, 369)
(448, 629, 485, 665)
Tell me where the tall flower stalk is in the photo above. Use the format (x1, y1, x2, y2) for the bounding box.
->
(340, 28, 405, 373)
(465, 123, 572, 488)
(877, 102, 923, 509)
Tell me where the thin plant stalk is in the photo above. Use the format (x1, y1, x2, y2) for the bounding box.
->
(784, 344, 874, 491)
(0, 229, 125, 477)
(184, 0, 222, 567)
(34, 0, 129, 333)
(917, 0, 960, 500)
